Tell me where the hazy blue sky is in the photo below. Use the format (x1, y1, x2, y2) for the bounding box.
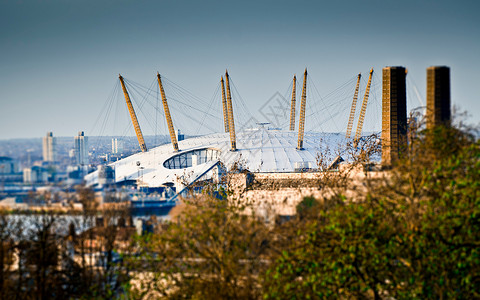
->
(1, 0, 479, 139)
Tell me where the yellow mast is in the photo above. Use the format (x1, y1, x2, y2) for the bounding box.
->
(297, 68, 307, 150)
(157, 72, 179, 152)
(354, 68, 374, 141)
(225, 70, 236, 151)
(289, 75, 297, 131)
(119, 75, 148, 152)
(221, 76, 229, 133)
(345, 73, 361, 139)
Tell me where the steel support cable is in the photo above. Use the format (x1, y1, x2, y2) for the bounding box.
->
(126, 81, 157, 122)
(230, 94, 249, 129)
(364, 75, 381, 133)
(320, 75, 358, 100)
(155, 78, 160, 146)
(306, 76, 338, 132)
(285, 79, 295, 98)
(283, 77, 294, 101)
(196, 81, 221, 135)
(153, 77, 224, 133)
(95, 82, 120, 150)
(125, 78, 189, 143)
(124, 78, 155, 111)
(310, 101, 349, 133)
(199, 84, 223, 127)
(95, 85, 118, 148)
(168, 97, 222, 131)
(307, 92, 353, 116)
(318, 88, 349, 107)
(164, 81, 200, 111)
(162, 76, 216, 110)
(113, 82, 124, 137)
(224, 83, 248, 130)
(93, 87, 115, 151)
(235, 88, 253, 124)
(97, 90, 116, 137)
(227, 86, 246, 127)
(169, 91, 199, 133)
(169, 105, 218, 133)
(125, 78, 158, 108)
(130, 93, 159, 136)
(108, 91, 128, 146)
(124, 78, 158, 99)
(122, 85, 166, 146)
(129, 85, 167, 120)
(309, 75, 340, 132)
(124, 78, 159, 136)
(406, 75, 425, 111)
(160, 88, 222, 120)
(305, 78, 326, 133)
(127, 78, 197, 137)
(406, 79, 414, 115)
(306, 110, 345, 133)
(307, 78, 357, 128)
(307, 76, 357, 112)
(274, 102, 336, 131)
(312, 89, 353, 117)
(123, 80, 159, 136)
(90, 80, 119, 135)
(163, 76, 205, 102)
(120, 116, 134, 138)
(328, 89, 354, 122)
(160, 80, 220, 134)
(161, 88, 200, 134)
(275, 77, 355, 132)
(406, 74, 425, 107)
(229, 78, 253, 122)
(278, 89, 351, 131)
(126, 78, 166, 143)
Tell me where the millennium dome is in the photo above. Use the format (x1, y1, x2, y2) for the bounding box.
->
(89, 127, 345, 188)
(85, 69, 380, 188)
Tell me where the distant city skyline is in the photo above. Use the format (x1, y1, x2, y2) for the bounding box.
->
(1, 0, 479, 139)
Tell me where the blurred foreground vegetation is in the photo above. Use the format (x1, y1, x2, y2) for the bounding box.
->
(1, 123, 479, 299)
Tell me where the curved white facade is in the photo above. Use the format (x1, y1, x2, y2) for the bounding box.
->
(87, 127, 346, 187)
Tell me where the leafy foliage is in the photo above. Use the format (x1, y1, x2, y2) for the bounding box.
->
(2, 123, 478, 299)
(264, 125, 480, 299)
(128, 197, 271, 299)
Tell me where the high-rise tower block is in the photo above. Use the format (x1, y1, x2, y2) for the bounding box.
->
(42, 132, 57, 162)
(74, 131, 89, 166)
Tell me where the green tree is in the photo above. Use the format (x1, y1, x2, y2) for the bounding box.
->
(264, 124, 480, 299)
(128, 196, 271, 299)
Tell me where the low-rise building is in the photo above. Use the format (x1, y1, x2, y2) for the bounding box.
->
(23, 166, 48, 183)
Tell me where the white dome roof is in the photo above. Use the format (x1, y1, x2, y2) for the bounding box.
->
(97, 127, 346, 187)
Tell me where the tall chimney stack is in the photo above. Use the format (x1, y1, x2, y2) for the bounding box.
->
(382, 66, 407, 166)
(426, 66, 451, 129)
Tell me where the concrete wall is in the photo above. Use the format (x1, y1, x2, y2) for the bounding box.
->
(228, 168, 384, 218)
